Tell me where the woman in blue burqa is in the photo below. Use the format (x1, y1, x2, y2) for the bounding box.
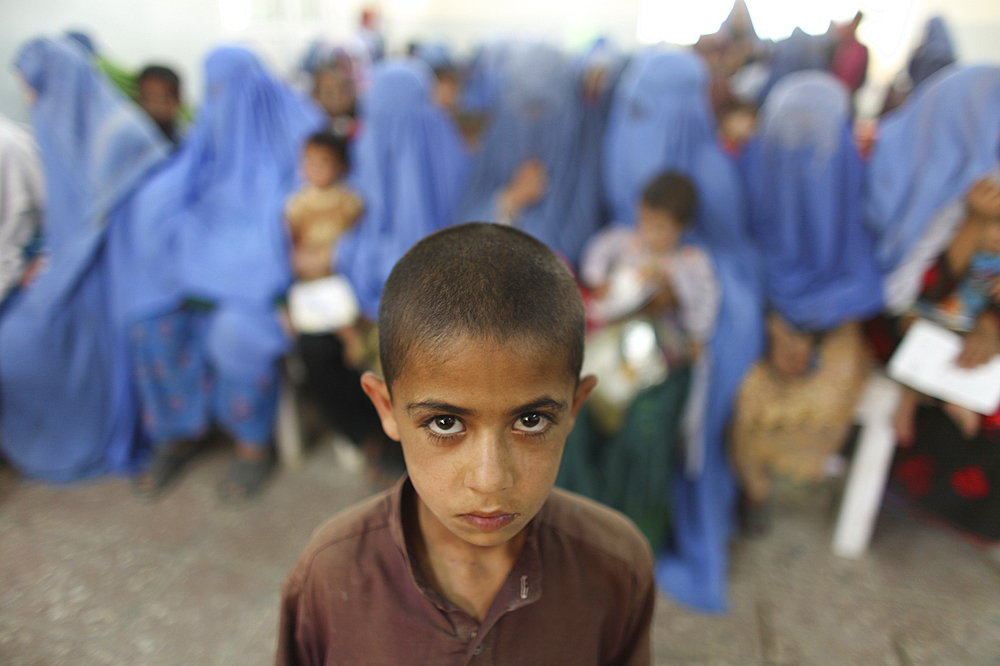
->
(732, 72, 884, 532)
(594, 49, 764, 612)
(0, 37, 169, 482)
(334, 58, 471, 320)
(866, 66, 1000, 542)
(122, 46, 325, 500)
(454, 42, 605, 268)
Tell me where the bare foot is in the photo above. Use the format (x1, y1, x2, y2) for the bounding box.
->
(943, 402, 981, 439)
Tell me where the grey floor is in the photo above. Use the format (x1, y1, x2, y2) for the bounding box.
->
(2, 437, 999, 666)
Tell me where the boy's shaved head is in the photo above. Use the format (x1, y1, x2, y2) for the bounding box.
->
(379, 222, 585, 389)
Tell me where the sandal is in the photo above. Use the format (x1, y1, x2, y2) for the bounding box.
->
(216, 453, 275, 503)
(133, 443, 202, 501)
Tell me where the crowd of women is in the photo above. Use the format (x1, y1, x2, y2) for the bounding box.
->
(1, 6, 998, 614)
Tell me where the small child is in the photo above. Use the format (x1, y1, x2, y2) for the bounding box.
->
(276, 223, 655, 665)
(136, 65, 183, 145)
(895, 178, 1000, 442)
(580, 170, 718, 363)
(285, 132, 362, 282)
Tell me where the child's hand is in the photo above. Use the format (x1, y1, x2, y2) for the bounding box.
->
(956, 314, 1000, 368)
(293, 246, 332, 281)
(966, 179, 1000, 220)
(990, 277, 1000, 302)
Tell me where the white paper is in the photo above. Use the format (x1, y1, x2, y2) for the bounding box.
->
(287, 275, 360, 334)
(887, 319, 1000, 415)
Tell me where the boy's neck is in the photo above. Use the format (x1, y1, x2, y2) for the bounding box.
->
(407, 493, 526, 623)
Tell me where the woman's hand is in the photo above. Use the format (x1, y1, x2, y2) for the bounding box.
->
(498, 159, 548, 222)
(292, 245, 332, 282)
(966, 178, 1000, 220)
(957, 314, 1000, 368)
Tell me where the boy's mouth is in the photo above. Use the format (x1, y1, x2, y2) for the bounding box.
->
(460, 512, 518, 532)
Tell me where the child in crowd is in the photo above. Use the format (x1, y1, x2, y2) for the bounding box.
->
(136, 65, 183, 145)
(580, 171, 718, 364)
(276, 223, 655, 666)
(285, 132, 362, 282)
(895, 177, 1000, 442)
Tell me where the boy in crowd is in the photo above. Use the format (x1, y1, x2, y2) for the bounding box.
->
(136, 65, 183, 145)
(285, 131, 362, 282)
(276, 222, 655, 665)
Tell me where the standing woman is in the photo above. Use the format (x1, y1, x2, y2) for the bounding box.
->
(0, 37, 168, 481)
(866, 66, 1000, 541)
(602, 49, 764, 612)
(733, 72, 884, 532)
(124, 46, 325, 500)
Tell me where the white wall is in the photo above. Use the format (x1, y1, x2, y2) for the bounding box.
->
(1, 0, 998, 122)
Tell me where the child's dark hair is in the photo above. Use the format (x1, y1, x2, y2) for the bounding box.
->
(137, 65, 181, 101)
(641, 171, 698, 225)
(378, 223, 585, 389)
(306, 131, 350, 171)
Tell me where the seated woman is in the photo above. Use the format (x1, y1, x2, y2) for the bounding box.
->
(455, 42, 605, 267)
(733, 72, 884, 534)
(125, 47, 325, 501)
(591, 49, 764, 613)
(866, 65, 1000, 543)
(0, 37, 168, 482)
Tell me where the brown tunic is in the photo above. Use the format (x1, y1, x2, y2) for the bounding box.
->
(276, 476, 655, 666)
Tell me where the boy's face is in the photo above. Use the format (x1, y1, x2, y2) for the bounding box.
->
(637, 203, 683, 254)
(362, 335, 595, 550)
(314, 70, 355, 118)
(302, 144, 343, 189)
(137, 77, 180, 126)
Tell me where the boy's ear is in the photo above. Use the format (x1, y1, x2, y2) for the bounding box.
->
(570, 374, 598, 421)
(360, 372, 400, 442)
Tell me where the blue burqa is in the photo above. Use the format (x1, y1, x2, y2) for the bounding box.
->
(120, 46, 325, 381)
(742, 71, 883, 331)
(0, 38, 168, 481)
(604, 49, 764, 612)
(336, 59, 470, 319)
(908, 17, 956, 91)
(866, 66, 1000, 281)
(455, 43, 605, 267)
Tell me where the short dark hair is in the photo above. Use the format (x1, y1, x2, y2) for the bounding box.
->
(641, 171, 698, 226)
(305, 131, 350, 171)
(378, 223, 585, 389)
(137, 65, 181, 101)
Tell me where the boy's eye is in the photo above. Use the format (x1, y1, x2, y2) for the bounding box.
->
(513, 413, 551, 434)
(427, 415, 465, 436)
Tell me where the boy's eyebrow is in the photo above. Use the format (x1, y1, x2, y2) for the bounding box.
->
(507, 398, 567, 417)
(404, 397, 568, 418)
(406, 401, 474, 417)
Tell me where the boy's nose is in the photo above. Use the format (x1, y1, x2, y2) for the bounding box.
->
(464, 433, 514, 495)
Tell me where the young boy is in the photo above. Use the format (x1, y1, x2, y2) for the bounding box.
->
(136, 65, 183, 145)
(285, 132, 362, 282)
(276, 223, 655, 665)
(581, 170, 718, 362)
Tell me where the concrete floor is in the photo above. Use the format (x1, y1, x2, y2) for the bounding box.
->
(1, 437, 999, 666)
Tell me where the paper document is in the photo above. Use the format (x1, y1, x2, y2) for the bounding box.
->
(287, 275, 360, 334)
(887, 319, 1000, 415)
